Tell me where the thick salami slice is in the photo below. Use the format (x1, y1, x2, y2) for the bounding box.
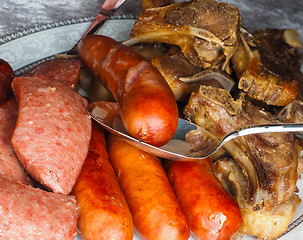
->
(0, 97, 34, 186)
(23, 58, 81, 89)
(0, 177, 77, 240)
(0, 59, 15, 105)
(11, 75, 91, 194)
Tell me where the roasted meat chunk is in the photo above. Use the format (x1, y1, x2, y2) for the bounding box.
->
(151, 47, 235, 101)
(151, 48, 201, 101)
(184, 85, 301, 239)
(232, 28, 303, 106)
(277, 99, 303, 175)
(213, 158, 301, 240)
(184, 85, 300, 208)
(141, 0, 174, 11)
(125, 0, 241, 71)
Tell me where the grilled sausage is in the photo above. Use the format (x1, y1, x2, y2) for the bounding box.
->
(107, 134, 190, 240)
(72, 123, 134, 240)
(0, 59, 15, 105)
(164, 159, 243, 240)
(77, 35, 178, 147)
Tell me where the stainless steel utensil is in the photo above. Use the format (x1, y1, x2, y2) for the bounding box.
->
(68, 0, 126, 54)
(89, 101, 303, 161)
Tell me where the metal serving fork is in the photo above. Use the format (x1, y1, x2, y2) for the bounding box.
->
(89, 101, 303, 161)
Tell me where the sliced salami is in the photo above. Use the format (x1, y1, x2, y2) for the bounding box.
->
(11, 75, 91, 194)
(0, 97, 34, 185)
(0, 177, 77, 240)
(0, 59, 15, 105)
(23, 58, 81, 89)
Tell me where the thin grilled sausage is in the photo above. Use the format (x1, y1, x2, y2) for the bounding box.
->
(164, 159, 243, 240)
(107, 134, 190, 240)
(72, 123, 133, 240)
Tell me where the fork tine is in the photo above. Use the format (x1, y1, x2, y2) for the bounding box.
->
(82, 0, 126, 38)
(115, 0, 128, 9)
(67, 0, 126, 54)
(101, 0, 126, 12)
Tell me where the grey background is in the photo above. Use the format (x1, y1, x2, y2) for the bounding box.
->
(0, 0, 302, 41)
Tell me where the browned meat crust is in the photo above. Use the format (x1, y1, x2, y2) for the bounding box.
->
(184, 85, 300, 209)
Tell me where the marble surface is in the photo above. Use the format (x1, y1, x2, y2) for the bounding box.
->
(0, 0, 302, 42)
(0, 0, 140, 38)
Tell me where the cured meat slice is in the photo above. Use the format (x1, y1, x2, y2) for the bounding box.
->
(23, 58, 81, 89)
(0, 59, 15, 105)
(11, 75, 91, 194)
(0, 97, 34, 185)
(0, 177, 77, 240)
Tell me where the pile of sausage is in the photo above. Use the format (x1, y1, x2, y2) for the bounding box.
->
(0, 35, 243, 240)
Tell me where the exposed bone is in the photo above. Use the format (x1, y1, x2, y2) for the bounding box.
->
(184, 85, 300, 209)
(125, 0, 241, 70)
(232, 27, 303, 106)
(283, 29, 302, 51)
(213, 158, 301, 240)
(179, 69, 235, 92)
(141, 0, 175, 11)
(277, 100, 303, 124)
(150, 47, 235, 101)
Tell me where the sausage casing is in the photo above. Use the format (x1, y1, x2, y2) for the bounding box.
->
(108, 134, 190, 240)
(165, 159, 243, 240)
(77, 35, 178, 147)
(72, 123, 134, 240)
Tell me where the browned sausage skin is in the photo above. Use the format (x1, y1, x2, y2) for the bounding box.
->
(164, 159, 243, 240)
(0, 59, 15, 105)
(72, 123, 133, 240)
(77, 35, 178, 147)
(107, 134, 190, 240)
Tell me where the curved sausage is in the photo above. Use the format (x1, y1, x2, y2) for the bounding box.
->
(72, 123, 134, 240)
(77, 35, 178, 147)
(0, 59, 15, 105)
(164, 159, 243, 240)
(107, 134, 190, 240)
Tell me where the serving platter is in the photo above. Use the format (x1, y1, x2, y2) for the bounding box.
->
(0, 17, 303, 240)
